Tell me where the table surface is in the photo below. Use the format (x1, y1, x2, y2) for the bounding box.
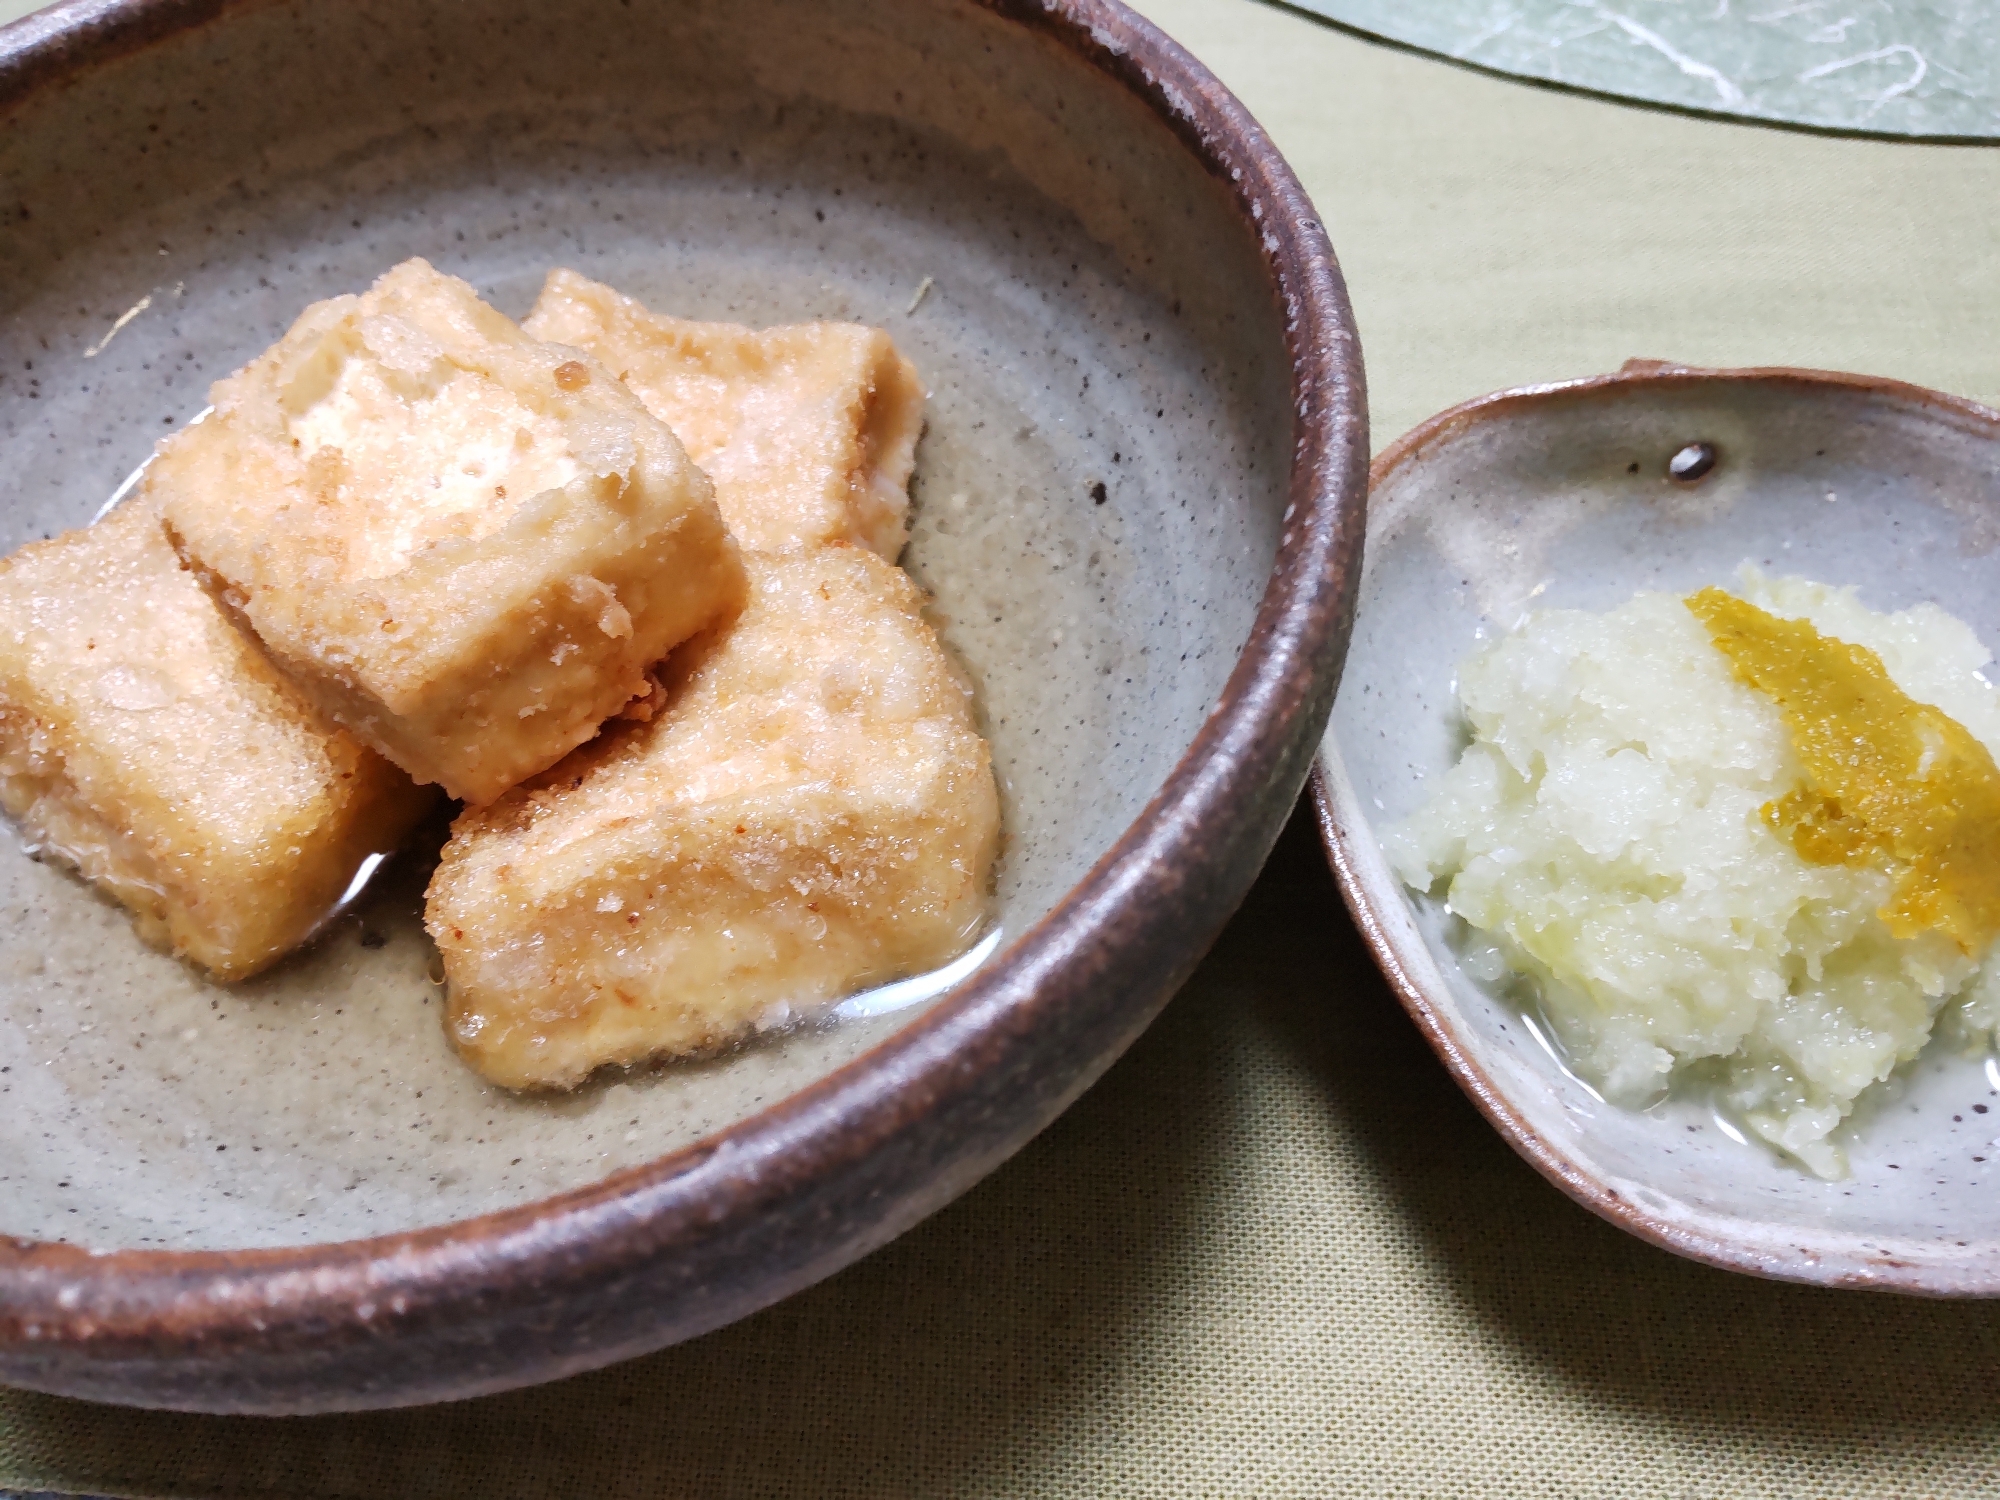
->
(4, 0, 2000, 1495)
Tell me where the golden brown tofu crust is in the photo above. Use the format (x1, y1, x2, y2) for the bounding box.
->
(427, 546, 999, 1089)
(150, 258, 747, 804)
(525, 269, 924, 559)
(0, 500, 434, 980)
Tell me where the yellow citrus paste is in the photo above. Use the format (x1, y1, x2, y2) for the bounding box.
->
(1687, 587, 2000, 954)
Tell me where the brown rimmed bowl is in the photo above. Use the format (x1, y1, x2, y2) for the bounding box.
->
(0, 0, 1365, 1412)
(1315, 360, 2000, 1294)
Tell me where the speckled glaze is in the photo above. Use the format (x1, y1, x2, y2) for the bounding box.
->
(1316, 361, 2000, 1295)
(0, 0, 1366, 1410)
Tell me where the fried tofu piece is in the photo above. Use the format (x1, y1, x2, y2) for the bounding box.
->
(428, 546, 998, 1089)
(0, 500, 434, 980)
(150, 258, 746, 804)
(524, 269, 924, 559)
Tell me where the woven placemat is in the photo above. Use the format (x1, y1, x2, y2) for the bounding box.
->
(4, 0, 2000, 1492)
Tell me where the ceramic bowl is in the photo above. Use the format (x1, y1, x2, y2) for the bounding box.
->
(0, 0, 1365, 1411)
(1316, 360, 2000, 1294)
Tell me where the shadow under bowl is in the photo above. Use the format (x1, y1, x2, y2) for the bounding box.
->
(1317, 360, 2000, 1295)
(0, 0, 1365, 1410)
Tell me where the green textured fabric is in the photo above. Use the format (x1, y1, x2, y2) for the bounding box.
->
(4, 0, 2000, 1494)
(1290, 1, 2000, 140)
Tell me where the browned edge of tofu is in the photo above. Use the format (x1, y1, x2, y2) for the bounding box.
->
(426, 545, 1000, 1089)
(162, 491, 748, 805)
(0, 503, 437, 980)
(148, 259, 749, 803)
(526, 268, 926, 559)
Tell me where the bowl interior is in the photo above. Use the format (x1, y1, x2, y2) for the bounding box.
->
(1324, 369, 2000, 1287)
(0, 0, 1290, 1250)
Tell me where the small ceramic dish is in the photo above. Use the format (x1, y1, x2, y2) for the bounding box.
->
(1316, 361, 2000, 1295)
(0, 0, 1366, 1411)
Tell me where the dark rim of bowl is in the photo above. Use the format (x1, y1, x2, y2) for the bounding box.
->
(0, 0, 1368, 1350)
(1312, 360, 2000, 1296)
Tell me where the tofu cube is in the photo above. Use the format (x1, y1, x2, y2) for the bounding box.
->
(524, 269, 924, 559)
(427, 546, 999, 1089)
(0, 500, 435, 980)
(150, 259, 747, 804)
